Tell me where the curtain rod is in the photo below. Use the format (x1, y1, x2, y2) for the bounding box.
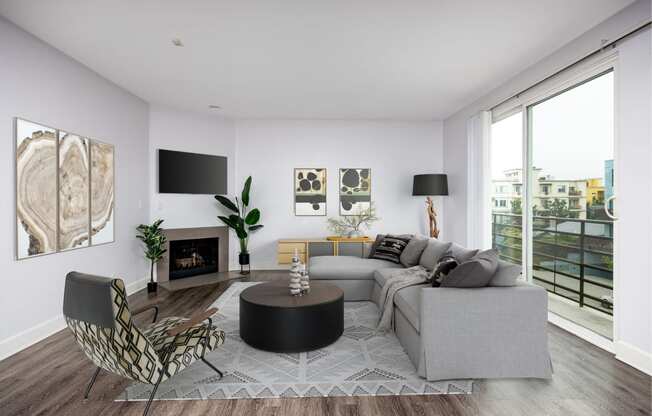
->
(491, 20, 651, 111)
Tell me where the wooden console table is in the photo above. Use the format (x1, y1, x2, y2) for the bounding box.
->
(277, 236, 373, 265)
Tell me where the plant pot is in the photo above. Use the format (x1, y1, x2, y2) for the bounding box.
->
(147, 282, 158, 293)
(239, 252, 251, 275)
(348, 230, 362, 238)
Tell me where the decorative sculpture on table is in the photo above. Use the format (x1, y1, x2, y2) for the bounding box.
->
(300, 264, 310, 294)
(289, 249, 302, 296)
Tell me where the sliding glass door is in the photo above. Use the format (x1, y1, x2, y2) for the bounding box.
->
(490, 68, 615, 340)
(527, 70, 615, 339)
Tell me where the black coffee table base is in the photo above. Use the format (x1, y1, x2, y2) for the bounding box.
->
(240, 283, 344, 353)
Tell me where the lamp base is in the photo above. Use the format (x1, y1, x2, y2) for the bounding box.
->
(425, 197, 440, 239)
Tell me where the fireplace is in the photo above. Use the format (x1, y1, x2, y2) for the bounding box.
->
(169, 237, 219, 280)
(157, 226, 229, 284)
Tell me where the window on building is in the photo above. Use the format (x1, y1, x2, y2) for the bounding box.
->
(557, 185, 566, 193)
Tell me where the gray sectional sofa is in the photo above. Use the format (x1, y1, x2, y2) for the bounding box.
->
(309, 238, 553, 381)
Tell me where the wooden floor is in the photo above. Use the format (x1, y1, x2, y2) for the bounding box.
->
(1, 271, 650, 416)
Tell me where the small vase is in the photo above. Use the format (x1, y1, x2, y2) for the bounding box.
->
(239, 252, 251, 275)
(147, 282, 158, 293)
(348, 230, 361, 238)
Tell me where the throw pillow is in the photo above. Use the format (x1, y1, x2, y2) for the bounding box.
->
(400, 235, 429, 267)
(370, 234, 412, 264)
(431, 255, 459, 287)
(418, 239, 453, 271)
(441, 248, 499, 288)
(488, 260, 522, 286)
(441, 243, 479, 264)
(367, 234, 386, 258)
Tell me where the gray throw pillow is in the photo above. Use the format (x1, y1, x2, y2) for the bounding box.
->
(400, 235, 429, 267)
(441, 248, 499, 288)
(442, 243, 480, 264)
(489, 260, 522, 286)
(418, 239, 453, 271)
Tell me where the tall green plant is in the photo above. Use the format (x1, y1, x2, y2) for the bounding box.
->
(215, 176, 264, 253)
(136, 219, 167, 284)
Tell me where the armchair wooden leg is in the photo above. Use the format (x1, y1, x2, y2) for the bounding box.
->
(143, 370, 165, 416)
(84, 367, 101, 399)
(201, 357, 223, 379)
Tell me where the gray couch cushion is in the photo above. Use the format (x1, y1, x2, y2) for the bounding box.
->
(400, 235, 429, 267)
(489, 260, 522, 286)
(441, 249, 499, 288)
(394, 285, 427, 333)
(310, 256, 403, 280)
(418, 239, 452, 271)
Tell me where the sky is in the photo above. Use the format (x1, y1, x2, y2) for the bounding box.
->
(491, 71, 614, 182)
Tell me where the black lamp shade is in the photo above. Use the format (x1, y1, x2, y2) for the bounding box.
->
(412, 174, 448, 196)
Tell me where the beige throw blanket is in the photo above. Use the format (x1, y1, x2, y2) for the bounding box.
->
(376, 266, 430, 332)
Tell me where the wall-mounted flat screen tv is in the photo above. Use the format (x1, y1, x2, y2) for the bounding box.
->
(158, 149, 227, 194)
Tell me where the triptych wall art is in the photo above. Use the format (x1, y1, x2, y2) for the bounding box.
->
(293, 168, 371, 216)
(15, 118, 115, 259)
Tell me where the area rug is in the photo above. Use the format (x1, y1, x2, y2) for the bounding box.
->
(118, 282, 473, 401)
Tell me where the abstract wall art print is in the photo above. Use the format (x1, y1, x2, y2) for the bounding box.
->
(339, 168, 371, 215)
(294, 168, 327, 216)
(16, 119, 58, 258)
(90, 140, 115, 245)
(58, 131, 90, 250)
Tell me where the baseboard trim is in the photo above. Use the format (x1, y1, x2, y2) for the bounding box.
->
(0, 277, 148, 362)
(614, 340, 652, 375)
(547, 311, 614, 353)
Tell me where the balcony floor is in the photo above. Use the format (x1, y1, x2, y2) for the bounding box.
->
(548, 292, 613, 339)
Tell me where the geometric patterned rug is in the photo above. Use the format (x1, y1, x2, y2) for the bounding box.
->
(118, 282, 473, 401)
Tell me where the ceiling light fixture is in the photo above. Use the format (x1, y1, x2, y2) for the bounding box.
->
(208, 105, 221, 110)
(172, 38, 183, 47)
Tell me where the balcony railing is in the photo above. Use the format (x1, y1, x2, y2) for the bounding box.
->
(492, 213, 614, 315)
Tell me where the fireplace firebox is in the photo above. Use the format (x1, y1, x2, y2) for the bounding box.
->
(169, 237, 219, 280)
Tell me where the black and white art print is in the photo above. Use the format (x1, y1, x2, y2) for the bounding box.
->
(339, 168, 371, 215)
(294, 168, 327, 216)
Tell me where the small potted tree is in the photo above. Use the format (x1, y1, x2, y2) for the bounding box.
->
(215, 176, 263, 275)
(136, 219, 167, 293)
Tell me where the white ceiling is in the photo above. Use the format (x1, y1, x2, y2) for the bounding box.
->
(0, 0, 635, 120)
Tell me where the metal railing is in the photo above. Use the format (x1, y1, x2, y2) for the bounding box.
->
(492, 213, 614, 315)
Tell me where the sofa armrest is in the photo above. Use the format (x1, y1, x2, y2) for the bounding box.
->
(418, 282, 552, 380)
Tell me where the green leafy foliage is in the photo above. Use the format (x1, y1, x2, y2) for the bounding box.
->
(214, 176, 263, 253)
(136, 219, 167, 283)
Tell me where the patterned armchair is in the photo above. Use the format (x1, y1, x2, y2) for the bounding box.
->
(63, 272, 225, 415)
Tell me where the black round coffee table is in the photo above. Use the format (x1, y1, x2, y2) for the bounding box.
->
(239, 281, 344, 353)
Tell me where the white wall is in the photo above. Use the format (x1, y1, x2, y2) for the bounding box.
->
(442, 0, 652, 372)
(0, 17, 150, 359)
(234, 120, 444, 269)
(149, 105, 236, 225)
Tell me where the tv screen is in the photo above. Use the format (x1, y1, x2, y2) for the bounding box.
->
(158, 149, 227, 194)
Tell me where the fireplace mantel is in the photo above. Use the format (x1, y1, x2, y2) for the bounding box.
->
(157, 226, 229, 283)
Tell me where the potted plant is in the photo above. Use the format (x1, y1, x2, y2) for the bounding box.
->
(136, 219, 167, 293)
(327, 203, 379, 237)
(215, 176, 264, 274)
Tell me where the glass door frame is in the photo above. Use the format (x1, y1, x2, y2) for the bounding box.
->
(501, 52, 619, 341)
